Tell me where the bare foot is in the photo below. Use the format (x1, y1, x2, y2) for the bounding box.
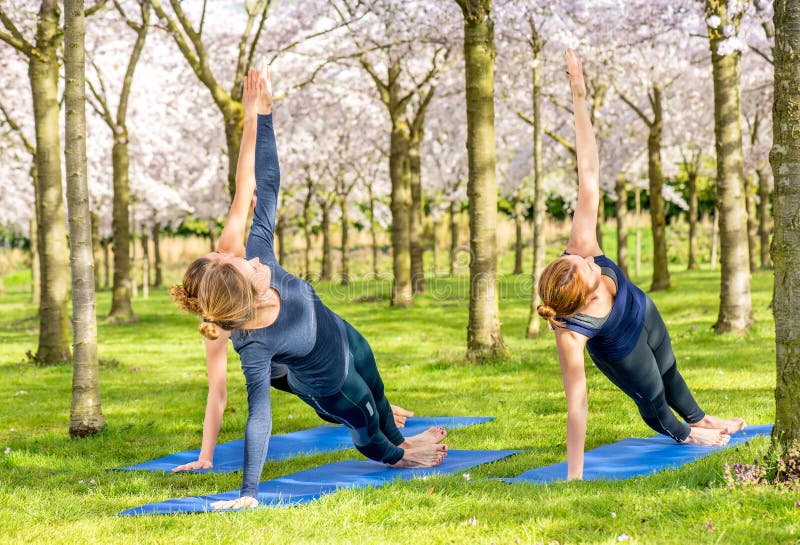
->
(390, 444, 447, 468)
(400, 427, 447, 448)
(682, 426, 730, 447)
(690, 415, 746, 434)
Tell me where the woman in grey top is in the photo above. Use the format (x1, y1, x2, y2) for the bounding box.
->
(171, 65, 447, 510)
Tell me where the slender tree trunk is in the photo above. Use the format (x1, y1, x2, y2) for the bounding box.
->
(303, 180, 313, 280)
(687, 170, 700, 270)
(30, 0, 71, 363)
(64, 0, 104, 436)
(340, 193, 350, 286)
(389, 115, 413, 306)
(635, 187, 642, 277)
(108, 138, 135, 321)
(368, 186, 379, 278)
(101, 240, 110, 289)
(320, 203, 332, 281)
(275, 216, 286, 265)
(460, 0, 506, 359)
(152, 222, 162, 287)
(513, 192, 524, 275)
(526, 42, 546, 338)
(432, 217, 440, 275)
(757, 165, 773, 269)
(615, 173, 629, 277)
(596, 198, 604, 252)
(30, 214, 40, 306)
(409, 133, 426, 294)
(711, 209, 719, 271)
(745, 174, 759, 273)
(207, 220, 216, 253)
(449, 200, 459, 276)
(707, 7, 752, 333)
(91, 211, 101, 290)
(141, 230, 149, 299)
(648, 85, 670, 291)
(771, 0, 800, 459)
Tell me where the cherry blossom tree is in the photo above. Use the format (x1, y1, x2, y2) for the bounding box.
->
(771, 0, 800, 471)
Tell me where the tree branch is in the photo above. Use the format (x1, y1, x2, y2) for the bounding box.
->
(0, 102, 35, 156)
(544, 128, 576, 157)
(116, 2, 150, 127)
(85, 0, 109, 17)
(0, 9, 36, 58)
(749, 44, 773, 65)
(615, 86, 653, 127)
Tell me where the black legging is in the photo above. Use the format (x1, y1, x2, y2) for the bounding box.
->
(590, 297, 705, 442)
(290, 322, 405, 464)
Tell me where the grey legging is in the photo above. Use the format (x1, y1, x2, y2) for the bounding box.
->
(590, 297, 705, 442)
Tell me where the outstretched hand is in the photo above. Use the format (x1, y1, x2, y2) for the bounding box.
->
(171, 459, 213, 472)
(565, 49, 586, 100)
(211, 496, 259, 510)
(242, 57, 273, 118)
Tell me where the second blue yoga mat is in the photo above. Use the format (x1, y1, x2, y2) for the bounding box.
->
(114, 416, 492, 472)
(502, 424, 772, 484)
(119, 449, 518, 516)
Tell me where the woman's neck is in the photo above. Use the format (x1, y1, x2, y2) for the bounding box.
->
(245, 288, 281, 328)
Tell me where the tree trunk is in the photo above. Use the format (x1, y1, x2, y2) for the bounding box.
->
(460, 1, 506, 360)
(615, 173, 629, 278)
(707, 6, 752, 333)
(64, 0, 104, 436)
(320, 204, 332, 281)
(389, 115, 413, 306)
(108, 137, 135, 321)
(757, 165, 772, 269)
(596, 198, 604, 251)
(30, 0, 71, 364)
(303, 180, 313, 280)
(409, 132, 426, 294)
(513, 192, 524, 275)
(30, 215, 40, 306)
(449, 200, 458, 276)
(141, 230, 149, 299)
(687, 169, 700, 270)
(340, 194, 350, 286)
(526, 42, 546, 338)
(152, 222, 162, 287)
(711, 209, 719, 271)
(101, 240, 110, 289)
(91, 211, 101, 290)
(207, 220, 216, 253)
(432, 217, 440, 275)
(771, 0, 800, 459)
(276, 216, 286, 265)
(745, 174, 759, 273)
(648, 85, 670, 291)
(389, 108, 414, 307)
(635, 186, 642, 277)
(368, 185, 379, 277)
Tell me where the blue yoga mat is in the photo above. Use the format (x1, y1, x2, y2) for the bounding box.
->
(502, 424, 772, 484)
(114, 416, 492, 473)
(119, 449, 518, 516)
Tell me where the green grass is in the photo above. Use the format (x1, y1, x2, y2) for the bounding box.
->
(0, 233, 794, 545)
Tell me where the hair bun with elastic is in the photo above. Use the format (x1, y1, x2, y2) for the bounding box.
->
(537, 304, 557, 320)
(198, 320, 220, 341)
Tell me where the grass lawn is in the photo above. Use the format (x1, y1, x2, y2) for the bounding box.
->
(0, 238, 794, 544)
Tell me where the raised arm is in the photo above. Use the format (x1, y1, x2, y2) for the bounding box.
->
(564, 50, 602, 258)
(247, 65, 281, 263)
(555, 327, 589, 480)
(217, 66, 273, 257)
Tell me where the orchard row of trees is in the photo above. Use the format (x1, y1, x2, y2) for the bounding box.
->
(1, 0, 799, 461)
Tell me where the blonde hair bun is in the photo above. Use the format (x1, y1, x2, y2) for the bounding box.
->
(170, 284, 203, 315)
(537, 304, 557, 320)
(198, 320, 220, 340)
